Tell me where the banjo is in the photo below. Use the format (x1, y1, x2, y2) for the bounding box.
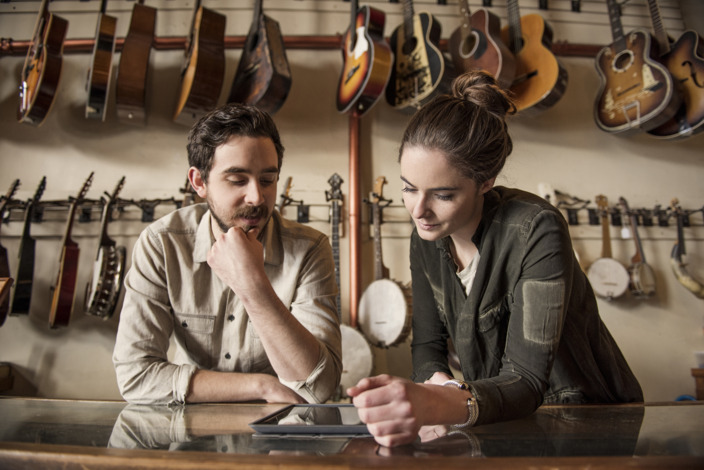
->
(358, 176, 412, 348)
(587, 195, 629, 300)
(619, 197, 656, 299)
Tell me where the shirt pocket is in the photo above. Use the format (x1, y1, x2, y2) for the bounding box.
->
(174, 313, 216, 364)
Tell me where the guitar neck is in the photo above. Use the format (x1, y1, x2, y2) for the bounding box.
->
(372, 204, 386, 280)
(646, 0, 670, 54)
(605, 0, 627, 51)
(402, 0, 415, 41)
(331, 201, 342, 319)
(457, 0, 472, 42)
(600, 211, 613, 259)
(349, 0, 358, 45)
(506, 0, 523, 53)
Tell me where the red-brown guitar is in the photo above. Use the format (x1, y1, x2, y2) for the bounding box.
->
(86, 0, 117, 120)
(336, 0, 392, 115)
(18, 0, 68, 126)
(448, 0, 515, 90)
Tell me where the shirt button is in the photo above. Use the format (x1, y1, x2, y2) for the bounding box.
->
(225, 353, 231, 359)
(227, 315, 235, 321)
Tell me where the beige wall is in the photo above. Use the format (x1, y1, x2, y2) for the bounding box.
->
(0, 0, 702, 401)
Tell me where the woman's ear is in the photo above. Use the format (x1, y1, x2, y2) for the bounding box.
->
(188, 167, 207, 199)
(479, 177, 496, 195)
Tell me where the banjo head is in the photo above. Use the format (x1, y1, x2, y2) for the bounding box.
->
(587, 257, 630, 300)
(340, 324, 374, 396)
(358, 279, 412, 348)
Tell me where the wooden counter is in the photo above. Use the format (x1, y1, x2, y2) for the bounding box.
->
(0, 397, 702, 469)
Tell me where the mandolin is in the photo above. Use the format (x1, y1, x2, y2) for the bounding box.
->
(646, 0, 704, 140)
(670, 199, 704, 299)
(594, 0, 680, 134)
(448, 0, 515, 90)
(11, 177, 46, 316)
(619, 197, 655, 299)
(325, 173, 344, 322)
(84, 177, 126, 319)
(0, 180, 20, 326)
(385, 0, 453, 112)
(115, 0, 157, 125)
(85, 0, 117, 120)
(500, 0, 567, 115)
(336, 0, 393, 116)
(49, 173, 94, 329)
(174, 0, 226, 125)
(586, 195, 629, 301)
(18, 0, 68, 126)
(228, 0, 291, 115)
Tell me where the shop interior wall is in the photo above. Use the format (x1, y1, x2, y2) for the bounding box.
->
(0, 0, 703, 402)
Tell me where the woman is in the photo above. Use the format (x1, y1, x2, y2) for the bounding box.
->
(347, 71, 642, 447)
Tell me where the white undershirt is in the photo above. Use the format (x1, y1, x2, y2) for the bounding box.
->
(456, 253, 481, 296)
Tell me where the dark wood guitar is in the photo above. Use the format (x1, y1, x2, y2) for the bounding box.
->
(174, 0, 226, 125)
(11, 177, 46, 316)
(84, 177, 126, 319)
(85, 0, 117, 120)
(619, 197, 655, 299)
(18, 0, 68, 126)
(385, 0, 453, 112)
(0, 180, 20, 326)
(228, 0, 291, 115)
(670, 199, 704, 299)
(448, 0, 515, 90)
(594, 0, 680, 134)
(49, 173, 94, 329)
(115, 0, 156, 125)
(325, 173, 344, 322)
(500, 0, 567, 115)
(646, 0, 704, 140)
(336, 0, 392, 115)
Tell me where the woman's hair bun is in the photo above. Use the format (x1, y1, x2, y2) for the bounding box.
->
(451, 71, 516, 118)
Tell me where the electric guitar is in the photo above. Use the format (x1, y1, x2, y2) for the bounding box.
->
(385, 0, 452, 112)
(586, 195, 629, 301)
(174, 0, 226, 125)
(619, 197, 655, 299)
(11, 177, 46, 316)
(116, 0, 157, 125)
(325, 173, 344, 322)
(228, 0, 291, 115)
(85, 0, 117, 120)
(0, 180, 20, 326)
(646, 0, 704, 140)
(336, 0, 393, 115)
(448, 0, 515, 90)
(49, 173, 94, 329)
(84, 176, 126, 319)
(594, 0, 680, 134)
(500, 0, 567, 115)
(18, 0, 68, 126)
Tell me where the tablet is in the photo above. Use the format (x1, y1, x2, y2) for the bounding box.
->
(249, 404, 370, 436)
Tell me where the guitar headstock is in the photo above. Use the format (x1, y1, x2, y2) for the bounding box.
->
(76, 172, 94, 202)
(107, 176, 126, 202)
(371, 176, 387, 205)
(670, 197, 681, 214)
(595, 194, 609, 214)
(326, 173, 344, 202)
(32, 176, 46, 204)
(2, 179, 20, 203)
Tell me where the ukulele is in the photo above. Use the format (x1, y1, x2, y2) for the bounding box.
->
(385, 0, 452, 112)
(0, 180, 20, 326)
(586, 195, 629, 301)
(85, 0, 117, 120)
(228, 0, 291, 115)
(448, 0, 515, 90)
(670, 199, 704, 299)
(115, 0, 157, 125)
(18, 0, 68, 126)
(49, 173, 94, 329)
(594, 0, 680, 134)
(646, 0, 704, 140)
(84, 177, 126, 319)
(174, 0, 226, 125)
(500, 0, 567, 115)
(619, 197, 655, 299)
(325, 173, 344, 322)
(11, 177, 46, 315)
(336, 0, 393, 115)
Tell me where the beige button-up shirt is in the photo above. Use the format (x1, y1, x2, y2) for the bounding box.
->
(113, 204, 342, 405)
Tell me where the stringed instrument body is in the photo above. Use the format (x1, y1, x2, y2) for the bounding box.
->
(116, 0, 156, 125)
(86, 0, 117, 120)
(448, 0, 515, 90)
(18, 0, 68, 126)
(670, 199, 704, 299)
(586, 195, 629, 301)
(619, 197, 655, 299)
(174, 1, 226, 125)
(500, 0, 567, 115)
(336, 0, 392, 115)
(0, 180, 20, 326)
(228, 0, 291, 115)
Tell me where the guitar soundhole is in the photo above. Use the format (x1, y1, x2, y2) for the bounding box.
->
(613, 50, 634, 73)
(402, 37, 418, 56)
(460, 32, 480, 60)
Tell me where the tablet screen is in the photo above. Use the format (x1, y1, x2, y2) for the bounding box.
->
(249, 404, 370, 435)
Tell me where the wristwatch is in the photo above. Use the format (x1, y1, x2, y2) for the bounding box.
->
(442, 379, 479, 428)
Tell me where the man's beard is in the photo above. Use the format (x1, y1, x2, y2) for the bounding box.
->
(209, 203, 269, 233)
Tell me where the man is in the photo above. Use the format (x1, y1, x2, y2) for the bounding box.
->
(113, 104, 342, 405)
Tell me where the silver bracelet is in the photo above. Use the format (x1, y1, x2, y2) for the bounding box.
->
(442, 379, 479, 429)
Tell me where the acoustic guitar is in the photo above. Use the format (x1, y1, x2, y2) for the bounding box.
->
(619, 197, 655, 299)
(115, 0, 157, 125)
(586, 195, 629, 301)
(325, 173, 344, 322)
(174, 0, 226, 125)
(49, 173, 94, 329)
(18, 0, 68, 126)
(11, 177, 46, 316)
(670, 199, 704, 299)
(448, 0, 515, 90)
(646, 0, 704, 140)
(228, 0, 291, 115)
(85, 0, 117, 120)
(336, 0, 392, 115)
(594, 0, 680, 134)
(500, 0, 567, 115)
(0, 180, 20, 326)
(385, 0, 453, 112)
(84, 177, 126, 319)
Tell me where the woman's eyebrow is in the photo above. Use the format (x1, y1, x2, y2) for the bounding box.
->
(400, 176, 459, 192)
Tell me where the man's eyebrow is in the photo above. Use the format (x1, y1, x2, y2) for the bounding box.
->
(223, 166, 279, 175)
(400, 176, 459, 192)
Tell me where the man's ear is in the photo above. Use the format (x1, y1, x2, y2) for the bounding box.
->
(188, 167, 207, 199)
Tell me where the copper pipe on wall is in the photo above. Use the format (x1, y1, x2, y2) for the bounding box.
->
(348, 112, 361, 328)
